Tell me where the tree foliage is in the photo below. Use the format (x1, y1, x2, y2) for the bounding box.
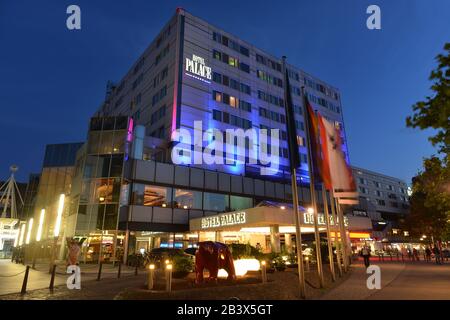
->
(405, 43, 450, 241)
(406, 43, 450, 154)
(406, 157, 450, 240)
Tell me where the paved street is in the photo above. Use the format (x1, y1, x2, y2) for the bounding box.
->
(321, 259, 450, 300)
(0, 259, 138, 296)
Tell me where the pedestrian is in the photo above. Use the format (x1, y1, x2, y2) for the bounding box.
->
(361, 244, 371, 268)
(425, 246, 432, 262)
(407, 248, 413, 261)
(433, 245, 441, 265)
(413, 248, 419, 261)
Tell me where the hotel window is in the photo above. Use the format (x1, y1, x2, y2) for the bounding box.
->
(240, 46, 249, 57)
(240, 83, 251, 95)
(212, 72, 222, 83)
(204, 192, 229, 212)
(230, 195, 253, 211)
(222, 93, 230, 105)
(230, 79, 239, 90)
(132, 184, 171, 207)
(213, 50, 222, 60)
(213, 91, 222, 102)
(228, 56, 238, 67)
(239, 62, 250, 73)
(212, 109, 222, 121)
(173, 189, 202, 209)
(239, 100, 251, 112)
(229, 96, 238, 108)
(221, 35, 229, 46)
(222, 112, 229, 124)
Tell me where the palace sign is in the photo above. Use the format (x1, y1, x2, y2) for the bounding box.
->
(201, 211, 246, 229)
(185, 54, 212, 83)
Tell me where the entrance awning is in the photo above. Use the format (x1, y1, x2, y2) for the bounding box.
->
(189, 205, 337, 233)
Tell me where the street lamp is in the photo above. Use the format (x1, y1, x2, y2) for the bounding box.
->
(32, 209, 45, 269)
(54, 194, 65, 238)
(36, 209, 45, 242)
(25, 218, 33, 245)
(49, 194, 65, 273)
(18, 223, 26, 246)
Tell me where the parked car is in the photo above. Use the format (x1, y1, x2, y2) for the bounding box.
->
(148, 247, 192, 269)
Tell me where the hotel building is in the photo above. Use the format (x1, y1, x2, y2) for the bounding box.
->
(37, 9, 370, 262)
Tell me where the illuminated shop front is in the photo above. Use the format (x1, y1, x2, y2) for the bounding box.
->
(189, 205, 343, 254)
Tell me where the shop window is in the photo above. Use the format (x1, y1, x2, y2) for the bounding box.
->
(103, 204, 118, 230)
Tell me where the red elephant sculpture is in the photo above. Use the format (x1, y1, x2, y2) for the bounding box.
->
(195, 241, 236, 283)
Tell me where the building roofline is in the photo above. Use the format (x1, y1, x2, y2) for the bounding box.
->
(351, 165, 408, 184)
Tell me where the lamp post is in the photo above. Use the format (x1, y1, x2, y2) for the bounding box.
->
(32, 209, 45, 268)
(166, 264, 173, 292)
(148, 264, 155, 290)
(49, 194, 65, 273)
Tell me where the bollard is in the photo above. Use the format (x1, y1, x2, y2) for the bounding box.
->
(97, 262, 103, 281)
(390, 253, 393, 261)
(305, 256, 310, 272)
(135, 264, 138, 276)
(261, 261, 267, 283)
(401, 253, 404, 262)
(49, 264, 57, 292)
(20, 266, 30, 295)
(148, 264, 155, 290)
(117, 262, 122, 279)
(165, 264, 172, 292)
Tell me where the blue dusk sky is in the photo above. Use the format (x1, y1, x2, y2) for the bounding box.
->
(0, 0, 449, 183)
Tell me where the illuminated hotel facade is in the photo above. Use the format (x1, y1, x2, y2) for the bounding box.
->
(59, 9, 368, 262)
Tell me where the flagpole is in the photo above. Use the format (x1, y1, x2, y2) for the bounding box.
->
(301, 86, 324, 288)
(335, 197, 349, 272)
(291, 168, 306, 298)
(282, 57, 306, 299)
(329, 189, 343, 277)
(322, 185, 335, 282)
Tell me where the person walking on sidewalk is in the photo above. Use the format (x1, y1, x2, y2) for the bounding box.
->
(433, 245, 442, 265)
(425, 246, 432, 262)
(413, 248, 420, 261)
(361, 244, 371, 268)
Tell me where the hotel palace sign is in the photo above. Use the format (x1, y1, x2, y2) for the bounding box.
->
(201, 211, 246, 229)
(185, 54, 212, 84)
(303, 213, 348, 226)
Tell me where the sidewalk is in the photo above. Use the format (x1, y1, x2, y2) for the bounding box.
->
(0, 259, 138, 296)
(320, 258, 450, 300)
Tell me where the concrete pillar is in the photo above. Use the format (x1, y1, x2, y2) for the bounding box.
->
(270, 225, 281, 253)
(284, 233, 293, 253)
(215, 231, 223, 242)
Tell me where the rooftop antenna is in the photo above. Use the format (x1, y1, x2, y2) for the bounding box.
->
(0, 165, 24, 219)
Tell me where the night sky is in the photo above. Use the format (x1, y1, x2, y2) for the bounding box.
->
(1, 0, 449, 183)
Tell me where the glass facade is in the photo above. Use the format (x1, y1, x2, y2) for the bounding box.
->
(76, 118, 128, 232)
(131, 183, 253, 212)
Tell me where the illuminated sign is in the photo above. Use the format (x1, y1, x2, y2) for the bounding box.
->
(349, 232, 371, 239)
(303, 213, 348, 226)
(201, 211, 246, 229)
(185, 54, 211, 83)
